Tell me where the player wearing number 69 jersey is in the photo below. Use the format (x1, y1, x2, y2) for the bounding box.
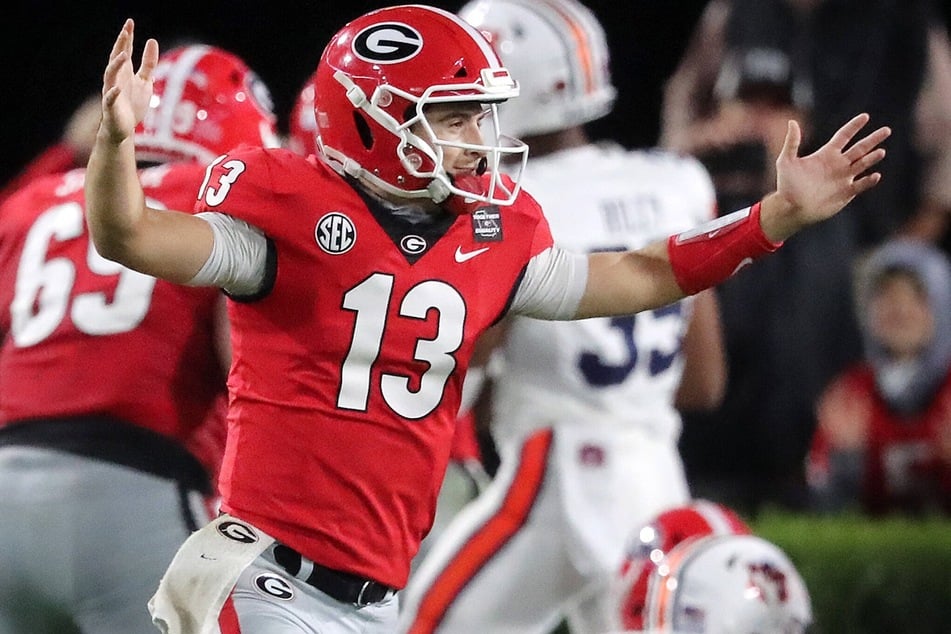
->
(0, 44, 278, 633)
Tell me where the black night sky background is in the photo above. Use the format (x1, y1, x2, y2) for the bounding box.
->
(1, 1, 710, 185)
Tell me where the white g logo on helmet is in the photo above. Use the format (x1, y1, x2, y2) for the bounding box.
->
(353, 23, 424, 63)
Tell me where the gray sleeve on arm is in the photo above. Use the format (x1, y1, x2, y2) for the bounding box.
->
(187, 212, 268, 296)
(509, 247, 588, 320)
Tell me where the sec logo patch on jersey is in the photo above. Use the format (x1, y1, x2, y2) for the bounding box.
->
(315, 212, 356, 254)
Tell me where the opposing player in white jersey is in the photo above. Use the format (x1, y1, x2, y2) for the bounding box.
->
(399, 1, 727, 633)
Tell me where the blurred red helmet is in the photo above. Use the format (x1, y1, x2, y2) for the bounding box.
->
(314, 4, 528, 213)
(287, 69, 318, 157)
(135, 44, 280, 164)
(615, 500, 753, 631)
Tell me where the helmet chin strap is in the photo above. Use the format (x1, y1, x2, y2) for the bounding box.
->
(426, 178, 451, 204)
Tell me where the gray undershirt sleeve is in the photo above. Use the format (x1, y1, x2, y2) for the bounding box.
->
(187, 212, 268, 296)
(509, 246, 588, 320)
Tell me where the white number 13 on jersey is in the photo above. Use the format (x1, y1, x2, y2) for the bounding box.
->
(338, 273, 466, 420)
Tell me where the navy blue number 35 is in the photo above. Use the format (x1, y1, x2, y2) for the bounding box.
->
(578, 304, 683, 387)
(578, 245, 684, 387)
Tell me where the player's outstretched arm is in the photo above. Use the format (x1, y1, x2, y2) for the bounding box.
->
(576, 114, 891, 319)
(85, 18, 215, 284)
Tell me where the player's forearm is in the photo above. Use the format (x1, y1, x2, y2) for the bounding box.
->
(575, 242, 684, 318)
(84, 134, 148, 265)
(577, 199, 784, 318)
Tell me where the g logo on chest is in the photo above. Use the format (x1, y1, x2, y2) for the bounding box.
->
(400, 234, 428, 255)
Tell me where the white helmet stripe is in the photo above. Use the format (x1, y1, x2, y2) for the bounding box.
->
(692, 499, 741, 534)
(153, 45, 210, 144)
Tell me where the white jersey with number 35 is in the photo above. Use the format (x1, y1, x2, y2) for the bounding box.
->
(492, 143, 716, 447)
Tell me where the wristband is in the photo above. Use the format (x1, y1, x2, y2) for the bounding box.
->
(667, 202, 783, 295)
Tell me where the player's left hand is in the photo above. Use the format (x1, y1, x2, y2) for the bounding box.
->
(98, 19, 159, 148)
(762, 113, 890, 242)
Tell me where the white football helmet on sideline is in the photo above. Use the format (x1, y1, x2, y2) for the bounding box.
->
(459, 0, 617, 138)
(637, 534, 813, 634)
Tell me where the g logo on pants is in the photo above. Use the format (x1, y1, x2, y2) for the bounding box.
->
(254, 573, 295, 601)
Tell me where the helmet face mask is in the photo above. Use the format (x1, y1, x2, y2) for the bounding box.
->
(314, 5, 528, 213)
(392, 96, 526, 206)
(135, 45, 279, 164)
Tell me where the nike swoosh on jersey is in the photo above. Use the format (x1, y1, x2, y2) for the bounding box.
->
(454, 246, 490, 262)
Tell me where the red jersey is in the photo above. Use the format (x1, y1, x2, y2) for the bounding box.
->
(200, 147, 554, 588)
(0, 164, 228, 469)
(809, 364, 951, 514)
(0, 143, 79, 206)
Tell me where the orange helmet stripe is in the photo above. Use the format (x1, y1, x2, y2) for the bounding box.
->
(650, 536, 705, 630)
(540, 0, 596, 94)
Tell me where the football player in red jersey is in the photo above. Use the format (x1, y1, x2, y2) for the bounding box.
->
(0, 44, 278, 633)
(285, 73, 492, 576)
(86, 8, 888, 633)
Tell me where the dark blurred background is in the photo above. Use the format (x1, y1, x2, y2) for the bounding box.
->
(0, 0, 708, 186)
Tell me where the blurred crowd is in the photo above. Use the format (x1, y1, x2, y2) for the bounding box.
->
(660, 0, 951, 516)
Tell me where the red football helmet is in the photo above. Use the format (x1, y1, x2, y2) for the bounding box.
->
(135, 44, 280, 164)
(287, 69, 319, 157)
(615, 500, 753, 631)
(314, 5, 528, 214)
